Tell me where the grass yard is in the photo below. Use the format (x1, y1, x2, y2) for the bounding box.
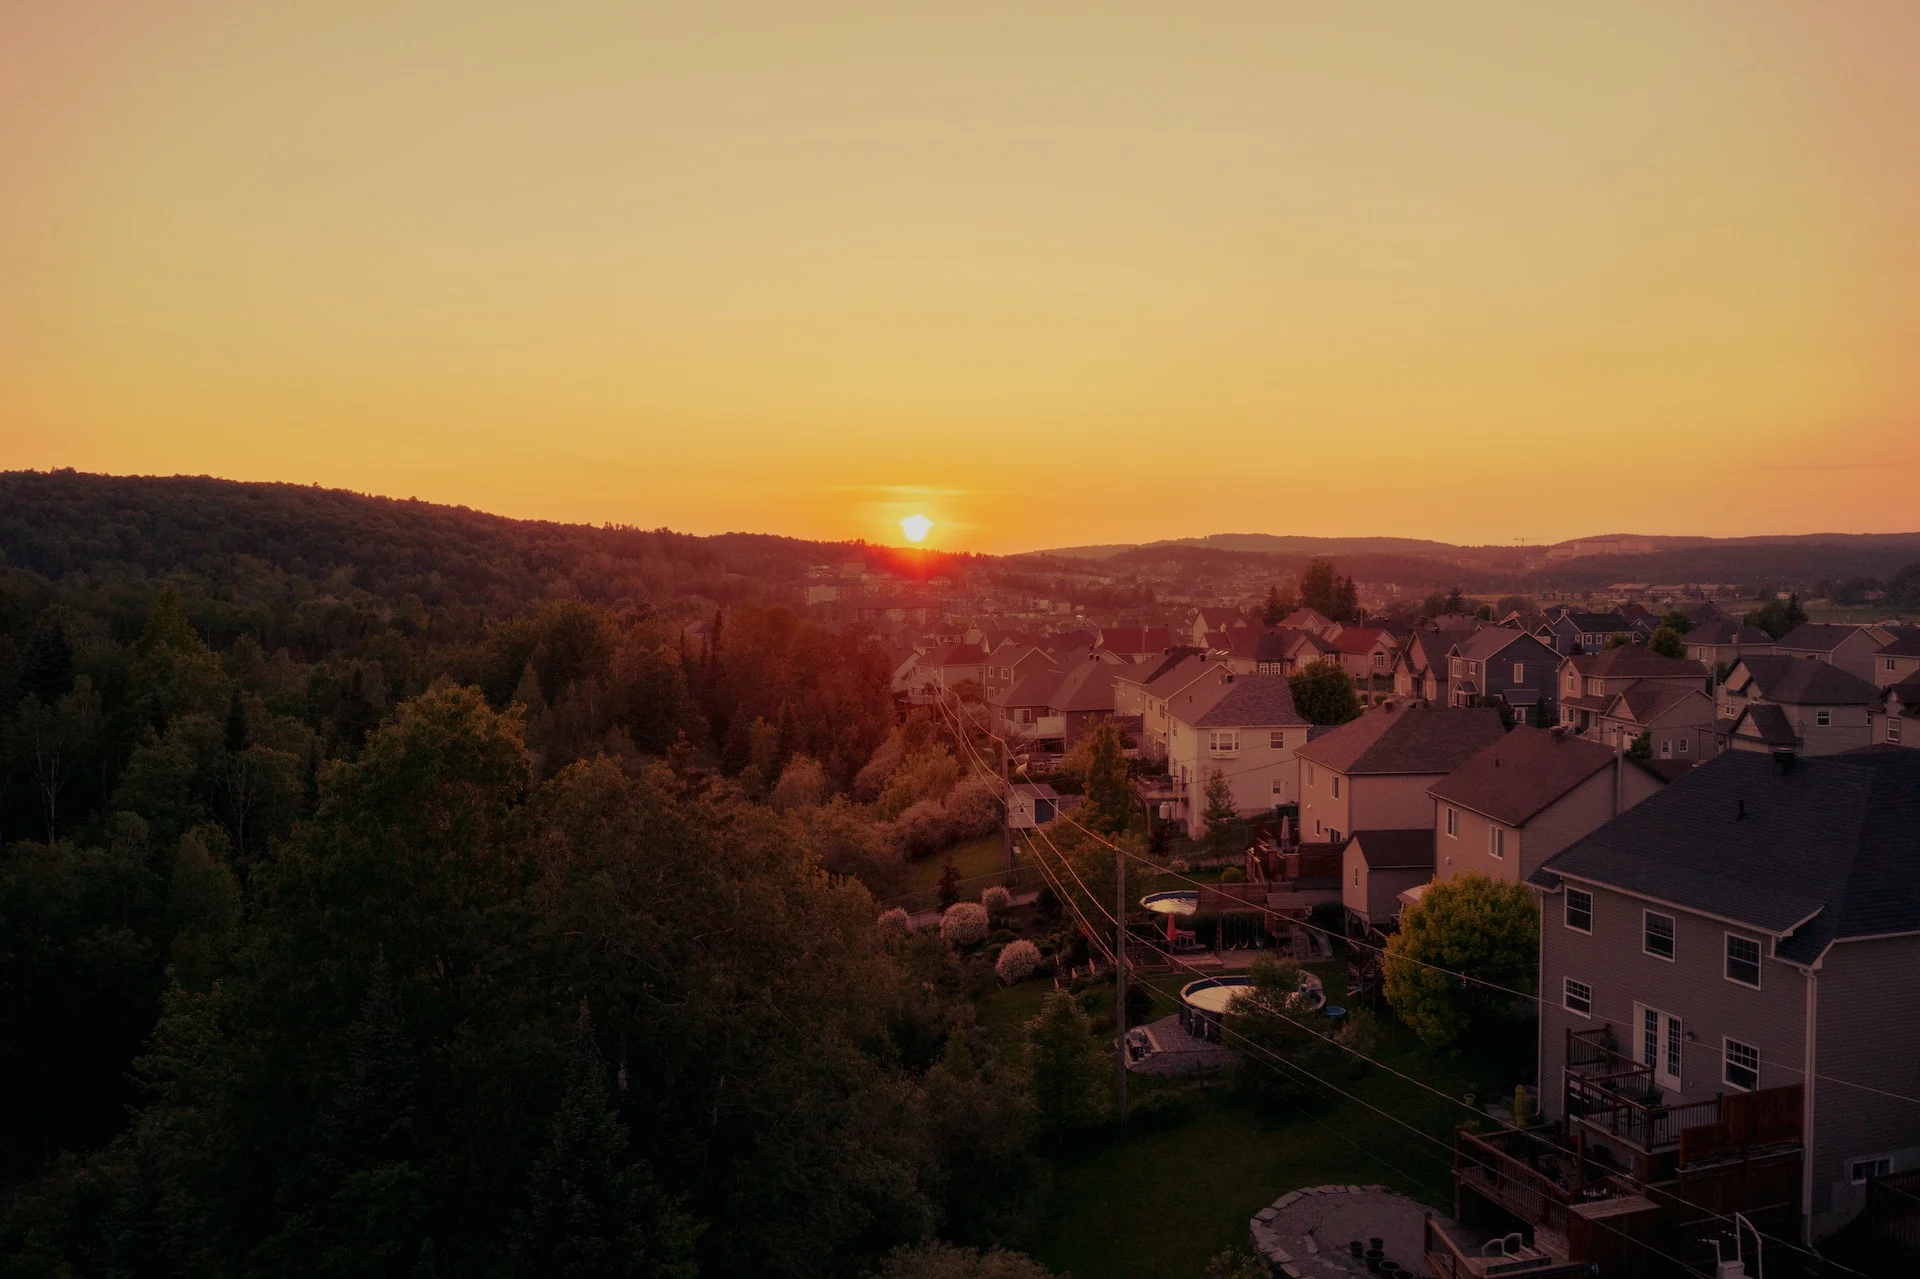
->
(893, 834, 1012, 912)
(972, 965, 1536, 1278)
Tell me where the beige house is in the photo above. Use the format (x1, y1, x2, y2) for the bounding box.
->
(1163, 672, 1311, 838)
(1293, 703, 1506, 844)
(1684, 618, 1775, 672)
(1427, 726, 1665, 887)
(1774, 622, 1899, 683)
(1119, 652, 1217, 758)
(1591, 683, 1719, 763)
(1875, 631, 1920, 688)
(1393, 630, 1455, 704)
(1877, 680, 1920, 749)
(1556, 646, 1707, 737)
(1719, 655, 1879, 757)
(1188, 608, 1249, 648)
(979, 644, 1057, 697)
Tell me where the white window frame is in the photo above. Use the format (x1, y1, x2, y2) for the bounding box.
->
(1446, 807, 1457, 837)
(1209, 730, 1240, 756)
(1678, 737, 1689, 755)
(1353, 866, 1360, 887)
(1489, 827, 1505, 859)
(1513, 662, 1525, 682)
(1306, 763, 1315, 787)
(1565, 888, 1592, 933)
(1563, 978, 1592, 1017)
(1723, 1037, 1759, 1092)
(1892, 716, 1903, 742)
(1331, 774, 1341, 799)
(1660, 738, 1672, 758)
(1815, 709, 1831, 727)
(1637, 1003, 1683, 1092)
(1269, 730, 1286, 750)
(1725, 933, 1762, 989)
(1644, 910, 1676, 962)
(1852, 1157, 1893, 1185)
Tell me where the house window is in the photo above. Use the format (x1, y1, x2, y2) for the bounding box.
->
(1565, 888, 1592, 933)
(1724, 1038, 1759, 1092)
(1446, 807, 1457, 837)
(1587, 678, 1603, 696)
(1679, 738, 1689, 754)
(1892, 717, 1903, 742)
(1816, 709, 1831, 727)
(1644, 911, 1676, 961)
(1271, 780, 1286, 797)
(1209, 731, 1239, 755)
(1639, 1005, 1683, 1090)
(1307, 764, 1315, 787)
(1659, 738, 1672, 758)
(1564, 979, 1592, 1016)
(1489, 827, 1505, 859)
(1269, 730, 1286, 750)
(1853, 1158, 1893, 1185)
(1353, 866, 1360, 887)
(1315, 818, 1323, 836)
(1331, 775, 1341, 799)
(1513, 662, 1525, 682)
(1726, 935, 1761, 988)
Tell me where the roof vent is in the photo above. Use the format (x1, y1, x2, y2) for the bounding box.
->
(1737, 798, 1747, 821)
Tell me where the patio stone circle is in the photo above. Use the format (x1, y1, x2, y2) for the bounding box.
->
(1248, 1184, 1449, 1278)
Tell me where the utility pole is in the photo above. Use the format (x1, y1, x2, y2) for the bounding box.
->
(1114, 840, 1129, 1121)
(1001, 742, 1015, 875)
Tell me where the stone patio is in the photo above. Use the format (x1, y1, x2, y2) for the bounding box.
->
(1125, 1013, 1233, 1076)
(1249, 1184, 1449, 1278)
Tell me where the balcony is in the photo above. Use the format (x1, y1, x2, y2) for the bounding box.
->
(1424, 1213, 1590, 1278)
(1563, 1027, 1802, 1165)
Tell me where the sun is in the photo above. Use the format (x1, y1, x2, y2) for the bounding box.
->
(900, 514, 933, 544)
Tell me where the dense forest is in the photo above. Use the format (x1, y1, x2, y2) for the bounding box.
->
(0, 472, 1065, 1277)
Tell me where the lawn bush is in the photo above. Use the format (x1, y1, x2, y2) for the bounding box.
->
(981, 884, 1012, 912)
(877, 906, 911, 939)
(996, 938, 1042, 984)
(941, 901, 990, 947)
(946, 777, 1002, 839)
(891, 798, 954, 859)
(1219, 867, 1244, 883)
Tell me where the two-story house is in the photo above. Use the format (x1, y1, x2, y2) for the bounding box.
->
(1445, 629, 1560, 726)
(1116, 651, 1215, 757)
(1590, 681, 1718, 762)
(1684, 618, 1776, 674)
(1428, 726, 1665, 888)
(1773, 622, 1899, 684)
(1163, 672, 1311, 838)
(978, 643, 1057, 698)
(1393, 630, 1455, 704)
(1294, 703, 1506, 844)
(1719, 656, 1879, 757)
(1188, 607, 1249, 648)
(1094, 625, 1177, 663)
(1876, 680, 1920, 748)
(1533, 749, 1920, 1242)
(1556, 647, 1708, 736)
(1874, 630, 1920, 689)
(1341, 829, 1436, 935)
(1279, 607, 1340, 639)
(1542, 609, 1639, 656)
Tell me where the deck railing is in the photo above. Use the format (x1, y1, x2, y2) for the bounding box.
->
(1455, 1130, 1578, 1236)
(1424, 1214, 1588, 1279)
(1564, 1028, 1803, 1160)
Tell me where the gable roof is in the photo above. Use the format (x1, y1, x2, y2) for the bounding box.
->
(1730, 655, 1879, 705)
(1403, 630, 1455, 675)
(1564, 646, 1707, 682)
(993, 665, 1067, 709)
(1165, 671, 1308, 729)
(1196, 607, 1246, 628)
(1732, 703, 1799, 748)
(1048, 660, 1124, 713)
(1096, 625, 1174, 656)
(930, 642, 989, 668)
(1686, 618, 1774, 647)
(1295, 704, 1507, 776)
(1349, 829, 1436, 871)
(1608, 682, 1712, 725)
(1118, 647, 1208, 689)
(1429, 727, 1651, 826)
(1280, 608, 1334, 632)
(1451, 627, 1551, 663)
(1878, 630, 1920, 658)
(1776, 623, 1872, 654)
(1532, 750, 1920, 963)
(1330, 627, 1390, 655)
(1553, 611, 1634, 632)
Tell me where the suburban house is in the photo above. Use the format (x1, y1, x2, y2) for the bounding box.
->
(1773, 622, 1899, 684)
(1542, 609, 1640, 656)
(1226, 626, 1337, 677)
(1294, 703, 1506, 845)
(1445, 629, 1561, 725)
(978, 643, 1057, 697)
(1329, 627, 1399, 698)
(1341, 829, 1436, 935)
(990, 656, 1126, 750)
(1556, 647, 1708, 737)
(1718, 656, 1879, 757)
(1591, 682, 1719, 762)
(1279, 607, 1340, 639)
(1877, 679, 1920, 748)
(1094, 625, 1176, 663)
(1427, 726, 1665, 887)
(1116, 651, 1216, 757)
(1532, 749, 1920, 1243)
(927, 642, 990, 694)
(1684, 618, 1776, 672)
(1188, 607, 1250, 647)
(1163, 671, 1311, 838)
(1393, 630, 1455, 704)
(1874, 629, 1920, 688)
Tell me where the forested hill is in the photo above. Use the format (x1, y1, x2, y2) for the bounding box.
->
(0, 469, 924, 615)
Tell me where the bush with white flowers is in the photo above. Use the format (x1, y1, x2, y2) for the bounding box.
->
(940, 901, 990, 947)
(981, 885, 1013, 912)
(995, 938, 1042, 984)
(876, 907, 911, 939)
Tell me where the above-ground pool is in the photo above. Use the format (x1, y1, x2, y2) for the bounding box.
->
(1178, 975, 1254, 1042)
(1140, 890, 1199, 917)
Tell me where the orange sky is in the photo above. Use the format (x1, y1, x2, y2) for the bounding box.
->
(4, 2, 1919, 554)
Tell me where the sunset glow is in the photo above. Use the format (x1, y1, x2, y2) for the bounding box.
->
(900, 515, 933, 545)
(4, 3, 1920, 551)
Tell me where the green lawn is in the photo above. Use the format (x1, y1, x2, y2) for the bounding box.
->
(893, 834, 1013, 913)
(973, 967, 1536, 1278)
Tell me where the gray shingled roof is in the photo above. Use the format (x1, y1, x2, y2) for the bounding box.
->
(1733, 655, 1878, 705)
(1532, 750, 1920, 963)
(1189, 674, 1308, 728)
(1349, 829, 1436, 870)
(1686, 618, 1774, 647)
(1776, 623, 1870, 654)
(1429, 726, 1652, 826)
(1879, 631, 1920, 658)
(1295, 704, 1506, 775)
(1733, 703, 1798, 747)
(1565, 646, 1708, 681)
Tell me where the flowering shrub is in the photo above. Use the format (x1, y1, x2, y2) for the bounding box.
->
(981, 885, 1013, 912)
(1168, 858, 1190, 874)
(889, 799, 953, 860)
(944, 777, 1002, 838)
(940, 901, 990, 947)
(876, 907, 911, 939)
(995, 938, 1042, 984)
